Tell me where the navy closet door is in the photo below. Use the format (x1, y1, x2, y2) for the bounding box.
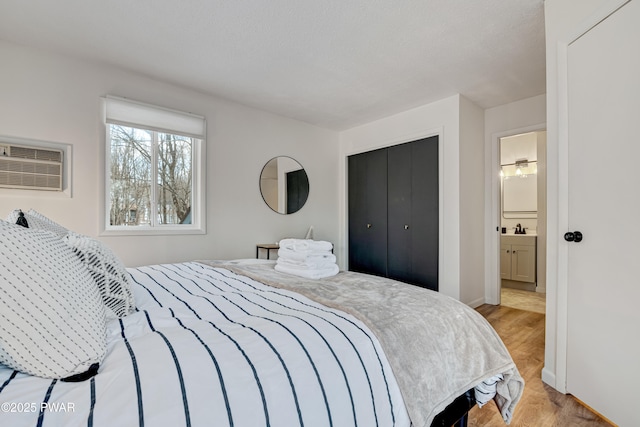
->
(387, 137, 438, 290)
(387, 143, 413, 283)
(408, 136, 439, 290)
(348, 136, 438, 291)
(348, 148, 388, 277)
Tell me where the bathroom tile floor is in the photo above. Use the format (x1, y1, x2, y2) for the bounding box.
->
(500, 287, 546, 313)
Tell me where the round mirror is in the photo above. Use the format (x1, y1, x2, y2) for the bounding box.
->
(259, 156, 309, 214)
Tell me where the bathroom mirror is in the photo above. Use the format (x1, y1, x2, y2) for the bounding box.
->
(259, 156, 309, 214)
(500, 131, 539, 220)
(501, 163, 537, 219)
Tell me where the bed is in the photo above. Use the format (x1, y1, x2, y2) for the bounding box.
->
(0, 211, 523, 427)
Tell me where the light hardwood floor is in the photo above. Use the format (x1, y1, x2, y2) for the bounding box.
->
(467, 304, 612, 426)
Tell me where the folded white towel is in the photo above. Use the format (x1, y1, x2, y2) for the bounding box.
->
(277, 248, 336, 264)
(274, 263, 339, 279)
(276, 256, 337, 270)
(279, 238, 333, 253)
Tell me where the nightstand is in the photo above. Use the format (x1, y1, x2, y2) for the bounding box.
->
(256, 243, 279, 259)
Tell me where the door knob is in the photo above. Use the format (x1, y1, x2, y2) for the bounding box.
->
(404, 225, 409, 230)
(367, 223, 372, 229)
(564, 231, 583, 243)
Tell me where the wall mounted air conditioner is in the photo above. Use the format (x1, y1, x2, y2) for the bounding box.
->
(0, 143, 63, 191)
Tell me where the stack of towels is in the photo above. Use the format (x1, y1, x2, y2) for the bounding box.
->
(275, 238, 339, 279)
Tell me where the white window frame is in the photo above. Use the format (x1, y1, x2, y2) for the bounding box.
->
(100, 96, 206, 236)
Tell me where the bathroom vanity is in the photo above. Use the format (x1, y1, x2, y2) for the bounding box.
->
(500, 235, 536, 285)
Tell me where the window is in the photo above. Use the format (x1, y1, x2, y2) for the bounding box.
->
(102, 97, 205, 235)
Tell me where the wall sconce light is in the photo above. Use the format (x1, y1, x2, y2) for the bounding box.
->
(500, 159, 536, 177)
(515, 159, 528, 176)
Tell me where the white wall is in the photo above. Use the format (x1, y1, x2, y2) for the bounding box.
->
(484, 95, 546, 304)
(0, 41, 340, 267)
(339, 94, 485, 302)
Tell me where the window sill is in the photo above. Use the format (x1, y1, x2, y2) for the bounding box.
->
(100, 226, 206, 237)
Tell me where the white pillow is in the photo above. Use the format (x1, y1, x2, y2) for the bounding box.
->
(0, 220, 107, 379)
(6, 209, 69, 236)
(65, 232, 136, 320)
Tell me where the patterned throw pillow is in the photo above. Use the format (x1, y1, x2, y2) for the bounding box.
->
(5, 209, 136, 320)
(0, 220, 107, 379)
(65, 233, 136, 320)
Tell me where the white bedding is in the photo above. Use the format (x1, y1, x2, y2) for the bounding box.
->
(0, 262, 410, 427)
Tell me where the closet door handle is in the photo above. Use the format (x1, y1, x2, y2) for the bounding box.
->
(367, 223, 372, 229)
(404, 225, 409, 230)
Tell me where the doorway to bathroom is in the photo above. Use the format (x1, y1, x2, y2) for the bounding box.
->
(498, 130, 546, 313)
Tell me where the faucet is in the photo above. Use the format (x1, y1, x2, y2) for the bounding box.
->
(515, 223, 524, 234)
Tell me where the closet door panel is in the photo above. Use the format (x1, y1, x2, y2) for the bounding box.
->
(410, 136, 439, 291)
(387, 143, 413, 284)
(348, 136, 438, 290)
(348, 149, 388, 277)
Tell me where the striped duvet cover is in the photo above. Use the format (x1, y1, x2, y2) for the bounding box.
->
(0, 262, 411, 427)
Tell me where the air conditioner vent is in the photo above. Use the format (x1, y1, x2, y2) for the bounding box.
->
(0, 143, 63, 191)
(9, 145, 62, 162)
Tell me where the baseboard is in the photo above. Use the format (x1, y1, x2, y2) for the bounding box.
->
(466, 297, 485, 309)
(541, 367, 557, 389)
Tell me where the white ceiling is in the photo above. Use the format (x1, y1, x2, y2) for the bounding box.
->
(0, 0, 546, 130)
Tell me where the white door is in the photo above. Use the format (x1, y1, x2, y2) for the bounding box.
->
(566, 1, 640, 425)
